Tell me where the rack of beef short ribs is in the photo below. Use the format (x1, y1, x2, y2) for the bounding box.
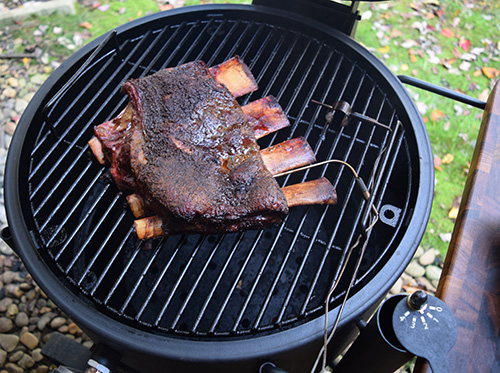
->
(88, 56, 336, 239)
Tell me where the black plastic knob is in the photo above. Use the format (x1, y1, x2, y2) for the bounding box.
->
(408, 290, 428, 310)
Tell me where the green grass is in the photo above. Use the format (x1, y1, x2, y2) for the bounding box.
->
(355, 0, 500, 256)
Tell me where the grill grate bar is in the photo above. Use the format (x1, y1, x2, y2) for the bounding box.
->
(52, 173, 110, 259)
(298, 79, 387, 314)
(103, 239, 147, 305)
(260, 35, 303, 100)
(39, 160, 101, 235)
(229, 42, 331, 332)
(29, 52, 117, 186)
(76, 209, 129, 287)
(208, 230, 265, 334)
(169, 234, 227, 330)
(190, 232, 246, 333)
(118, 238, 167, 315)
(28, 33, 151, 195)
(154, 235, 207, 326)
(133, 235, 187, 321)
(34, 150, 93, 219)
(64, 194, 123, 275)
(89, 226, 134, 298)
(218, 21, 255, 64)
(204, 19, 240, 66)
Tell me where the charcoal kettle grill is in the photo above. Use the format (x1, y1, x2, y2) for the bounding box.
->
(2, 1, 437, 372)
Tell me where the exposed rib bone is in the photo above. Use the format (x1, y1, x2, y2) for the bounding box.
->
(134, 178, 337, 239)
(88, 137, 106, 165)
(241, 96, 290, 139)
(126, 194, 147, 218)
(208, 56, 258, 98)
(281, 177, 337, 208)
(134, 215, 164, 240)
(260, 137, 316, 175)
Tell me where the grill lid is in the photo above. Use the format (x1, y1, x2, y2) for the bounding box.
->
(4, 4, 433, 371)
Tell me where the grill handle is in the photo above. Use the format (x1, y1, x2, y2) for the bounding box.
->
(398, 75, 486, 110)
(259, 362, 289, 373)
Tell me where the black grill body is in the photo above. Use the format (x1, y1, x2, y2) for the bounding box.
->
(4, 4, 433, 372)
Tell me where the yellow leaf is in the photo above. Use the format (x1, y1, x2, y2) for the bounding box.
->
(442, 153, 454, 164)
(448, 206, 459, 219)
(377, 45, 390, 54)
(410, 54, 417, 63)
(473, 69, 482, 77)
(482, 67, 500, 79)
(401, 63, 409, 71)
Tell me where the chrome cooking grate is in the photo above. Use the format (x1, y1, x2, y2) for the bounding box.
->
(23, 9, 416, 338)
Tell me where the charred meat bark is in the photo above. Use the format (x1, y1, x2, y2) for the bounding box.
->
(96, 59, 288, 236)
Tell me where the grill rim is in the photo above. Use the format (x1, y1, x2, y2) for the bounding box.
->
(4, 3, 434, 368)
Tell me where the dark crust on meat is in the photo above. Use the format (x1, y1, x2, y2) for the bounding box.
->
(122, 61, 288, 235)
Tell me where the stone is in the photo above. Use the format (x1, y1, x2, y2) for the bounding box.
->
(0, 319, 13, 334)
(14, 313, 28, 328)
(17, 353, 34, 369)
(37, 314, 53, 331)
(416, 276, 437, 294)
(33, 365, 49, 373)
(0, 299, 12, 313)
(1, 271, 16, 284)
(405, 260, 426, 278)
(425, 265, 443, 282)
(67, 322, 81, 335)
(14, 99, 27, 114)
(2, 88, 16, 99)
(4, 284, 23, 299)
(389, 277, 403, 295)
(0, 349, 6, 367)
(418, 249, 437, 266)
(49, 316, 66, 329)
(31, 348, 43, 362)
(20, 332, 39, 350)
(4, 362, 23, 373)
(413, 245, 424, 258)
(0, 334, 19, 352)
(6, 304, 18, 319)
(7, 350, 22, 362)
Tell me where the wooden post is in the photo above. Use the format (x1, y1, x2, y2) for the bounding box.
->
(414, 81, 500, 372)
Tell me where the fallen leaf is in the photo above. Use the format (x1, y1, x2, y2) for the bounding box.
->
(390, 28, 403, 38)
(448, 206, 459, 219)
(377, 45, 390, 54)
(458, 38, 471, 52)
(431, 109, 445, 122)
(473, 69, 482, 77)
(441, 28, 455, 38)
(439, 232, 452, 243)
(98, 4, 109, 11)
(459, 61, 471, 71)
(442, 153, 454, 164)
(159, 4, 174, 11)
(478, 89, 490, 102)
(482, 66, 500, 79)
(434, 156, 442, 171)
(79, 22, 92, 29)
